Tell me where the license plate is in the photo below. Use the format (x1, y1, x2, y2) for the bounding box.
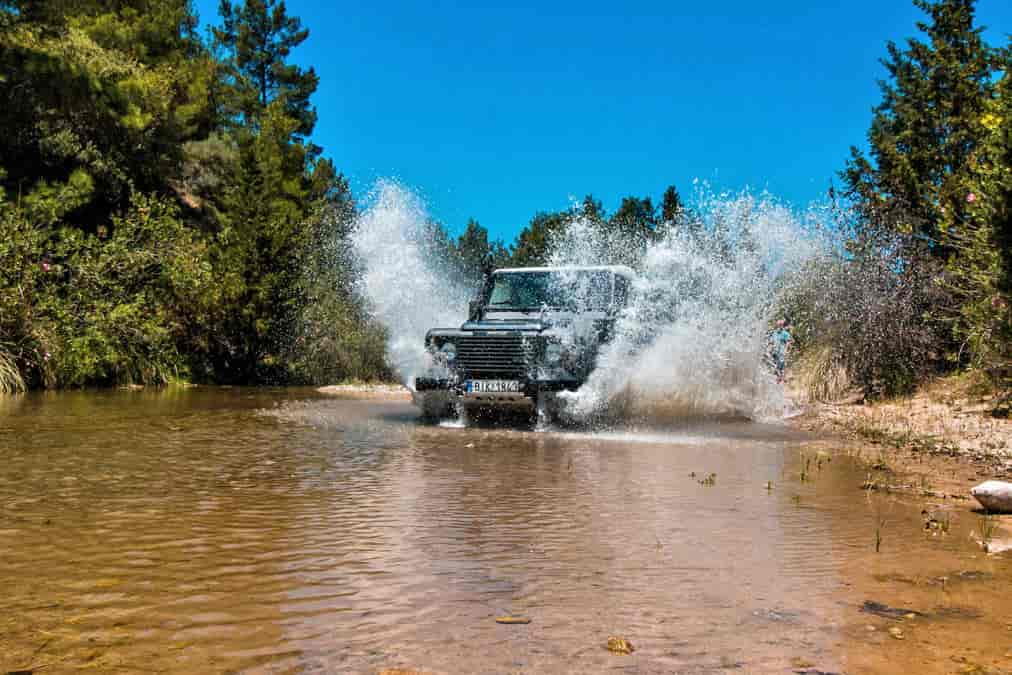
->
(466, 380, 521, 394)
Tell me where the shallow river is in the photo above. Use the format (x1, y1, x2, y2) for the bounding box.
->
(2, 389, 1010, 674)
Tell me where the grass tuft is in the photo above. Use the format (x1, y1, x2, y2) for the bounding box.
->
(792, 345, 853, 403)
(0, 349, 25, 395)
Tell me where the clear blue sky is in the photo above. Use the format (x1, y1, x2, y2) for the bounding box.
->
(194, 0, 1011, 242)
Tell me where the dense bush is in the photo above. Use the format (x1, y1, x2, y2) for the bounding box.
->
(0, 0, 391, 389)
(0, 193, 210, 387)
(781, 241, 952, 398)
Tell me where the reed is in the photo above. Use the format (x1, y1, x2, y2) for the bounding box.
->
(793, 345, 853, 403)
(0, 349, 25, 395)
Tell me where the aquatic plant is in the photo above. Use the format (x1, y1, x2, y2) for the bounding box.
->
(793, 345, 852, 403)
(978, 514, 998, 547)
(698, 472, 717, 487)
(799, 452, 814, 482)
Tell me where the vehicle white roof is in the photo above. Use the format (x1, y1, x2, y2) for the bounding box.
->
(494, 265, 636, 277)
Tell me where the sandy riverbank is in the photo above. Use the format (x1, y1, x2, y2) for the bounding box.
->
(788, 377, 1012, 502)
(317, 383, 412, 399)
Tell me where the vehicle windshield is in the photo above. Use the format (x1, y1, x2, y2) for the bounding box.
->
(485, 270, 613, 311)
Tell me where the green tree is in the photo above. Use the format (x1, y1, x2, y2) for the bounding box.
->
(452, 218, 510, 283)
(0, 0, 385, 389)
(842, 0, 996, 254)
(657, 183, 693, 240)
(511, 211, 569, 266)
(205, 0, 337, 381)
(605, 195, 657, 266)
(214, 0, 319, 139)
(660, 184, 683, 224)
(579, 194, 605, 223)
(0, 0, 212, 226)
(939, 58, 1012, 380)
(610, 196, 657, 240)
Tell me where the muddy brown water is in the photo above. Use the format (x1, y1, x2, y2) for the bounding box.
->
(2, 388, 1011, 674)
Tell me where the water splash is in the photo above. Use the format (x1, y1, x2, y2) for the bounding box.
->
(350, 181, 470, 389)
(553, 189, 825, 422)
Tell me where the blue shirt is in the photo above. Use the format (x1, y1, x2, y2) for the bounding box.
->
(771, 329, 791, 357)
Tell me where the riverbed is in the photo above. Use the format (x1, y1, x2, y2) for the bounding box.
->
(1, 388, 1010, 673)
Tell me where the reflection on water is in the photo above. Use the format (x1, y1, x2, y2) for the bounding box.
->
(1, 389, 1009, 673)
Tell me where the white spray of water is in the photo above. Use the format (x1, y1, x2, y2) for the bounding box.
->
(551, 189, 826, 422)
(351, 181, 470, 389)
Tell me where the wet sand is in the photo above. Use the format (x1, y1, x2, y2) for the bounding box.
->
(2, 388, 1011, 673)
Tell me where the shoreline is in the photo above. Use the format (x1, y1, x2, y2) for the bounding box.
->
(787, 380, 1012, 503)
(316, 383, 412, 399)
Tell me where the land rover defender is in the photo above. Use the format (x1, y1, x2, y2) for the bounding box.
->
(413, 265, 635, 419)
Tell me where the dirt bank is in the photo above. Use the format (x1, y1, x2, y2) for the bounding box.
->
(789, 376, 1012, 500)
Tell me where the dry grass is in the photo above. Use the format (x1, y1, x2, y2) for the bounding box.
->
(796, 372, 1012, 461)
(791, 345, 853, 403)
(0, 349, 25, 395)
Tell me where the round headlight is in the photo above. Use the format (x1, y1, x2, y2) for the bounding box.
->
(439, 342, 457, 362)
(545, 342, 563, 364)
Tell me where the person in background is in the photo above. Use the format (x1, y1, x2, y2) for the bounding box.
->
(769, 319, 792, 383)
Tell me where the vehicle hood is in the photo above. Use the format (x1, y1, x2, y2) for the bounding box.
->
(459, 319, 549, 332)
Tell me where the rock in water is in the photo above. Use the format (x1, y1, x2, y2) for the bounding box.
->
(971, 481, 1012, 513)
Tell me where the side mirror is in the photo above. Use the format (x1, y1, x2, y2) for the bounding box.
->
(468, 300, 482, 321)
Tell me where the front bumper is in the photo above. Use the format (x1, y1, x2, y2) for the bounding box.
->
(414, 374, 580, 413)
(415, 375, 580, 396)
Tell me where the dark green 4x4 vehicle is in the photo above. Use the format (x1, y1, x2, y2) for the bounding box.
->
(413, 265, 635, 419)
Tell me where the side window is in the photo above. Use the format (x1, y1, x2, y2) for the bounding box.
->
(614, 275, 629, 308)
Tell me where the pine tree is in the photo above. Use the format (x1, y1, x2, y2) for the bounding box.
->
(208, 1, 328, 380)
(214, 0, 319, 139)
(454, 219, 492, 283)
(511, 212, 569, 266)
(843, 0, 996, 256)
(939, 57, 1012, 380)
(660, 185, 683, 224)
(580, 194, 605, 223)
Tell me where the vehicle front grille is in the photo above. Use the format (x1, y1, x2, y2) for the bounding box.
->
(455, 334, 537, 377)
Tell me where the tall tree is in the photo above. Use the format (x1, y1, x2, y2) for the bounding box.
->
(452, 219, 510, 281)
(660, 184, 683, 224)
(579, 194, 605, 223)
(939, 57, 1012, 378)
(207, 1, 330, 380)
(214, 0, 319, 139)
(842, 0, 996, 255)
(511, 212, 569, 266)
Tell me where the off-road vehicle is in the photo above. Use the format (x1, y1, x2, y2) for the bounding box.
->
(413, 265, 634, 419)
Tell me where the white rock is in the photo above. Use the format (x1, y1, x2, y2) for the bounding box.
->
(971, 480, 1012, 513)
